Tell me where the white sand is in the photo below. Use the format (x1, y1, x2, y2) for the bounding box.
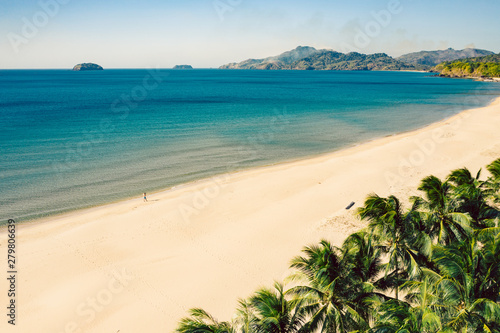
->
(1, 97, 500, 333)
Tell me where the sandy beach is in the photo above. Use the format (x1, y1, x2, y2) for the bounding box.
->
(2, 96, 500, 333)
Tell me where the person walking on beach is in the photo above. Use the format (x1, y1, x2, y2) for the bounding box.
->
(143, 192, 147, 202)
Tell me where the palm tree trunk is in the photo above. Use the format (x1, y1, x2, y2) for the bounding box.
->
(395, 258, 399, 301)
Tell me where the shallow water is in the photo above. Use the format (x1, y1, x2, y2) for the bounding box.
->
(1, 69, 499, 222)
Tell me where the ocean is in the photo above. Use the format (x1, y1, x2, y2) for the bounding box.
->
(1, 69, 499, 222)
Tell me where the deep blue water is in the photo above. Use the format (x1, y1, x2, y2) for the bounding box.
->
(1, 69, 499, 222)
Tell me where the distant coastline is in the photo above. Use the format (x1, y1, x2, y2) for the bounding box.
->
(218, 46, 498, 73)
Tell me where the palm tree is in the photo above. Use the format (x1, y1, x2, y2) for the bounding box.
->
(369, 298, 419, 333)
(343, 231, 384, 285)
(385, 268, 454, 333)
(371, 230, 500, 333)
(173, 159, 500, 333)
(235, 299, 257, 333)
(431, 237, 500, 332)
(486, 158, 500, 180)
(357, 194, 425, 300)
(369, 295, 444, 333)
(447, 168, 498, 228)
(248, 282, 305, 333)
(287, 240, 370, 333)
(476, 226, 500, 303)
(176, 308, 234, 333)
(412, 175, 471, 245)
(486, 158, 500, 205)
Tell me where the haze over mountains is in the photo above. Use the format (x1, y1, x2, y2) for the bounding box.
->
(220, 46, 320, 69)
(219, 46, 496, 71)
(397, 48, 495, 66)
(220, 46, 415, 71)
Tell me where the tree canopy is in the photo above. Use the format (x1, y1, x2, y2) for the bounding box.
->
(175, 158, 500, 333)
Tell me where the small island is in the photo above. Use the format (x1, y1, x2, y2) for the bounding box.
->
(173, 65, 193, 69)
(72, 63, 103, 71)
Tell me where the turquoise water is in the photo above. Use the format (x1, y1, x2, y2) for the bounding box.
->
(1, 69, 499, 222)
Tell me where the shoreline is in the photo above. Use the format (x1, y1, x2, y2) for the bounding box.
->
(1, 96, 500, 332)
(6, 93, 500, 227)
(436, 74, 500, 82)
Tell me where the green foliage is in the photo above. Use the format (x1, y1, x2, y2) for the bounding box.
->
(221, 48, 417, 71)
(431, 238, 500, 332)
(290, 52, 416, 71)
(286, 239, 371, 332)
(175, 158, 500, 333)
(397, 48, 495, 67)
(435, 53, 500, 78)
(248, 282, 305, 333)
(176, 308, 234, 333)
(357, 195, 426, 299)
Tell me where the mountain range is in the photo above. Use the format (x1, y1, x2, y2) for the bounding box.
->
(220, 46, 414, 71)
(219, 46, 496, 72)
(396, 48, 495, 66)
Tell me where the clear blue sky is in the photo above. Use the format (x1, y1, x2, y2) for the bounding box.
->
(1, 0, 499, 68)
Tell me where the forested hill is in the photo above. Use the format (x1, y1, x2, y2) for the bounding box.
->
(290, 51, 415, 71)
(435, 53, 500, 78)
(220, 46, 416, 71)
(397, 48, 494, 67)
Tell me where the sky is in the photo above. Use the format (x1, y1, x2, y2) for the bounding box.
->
(0, 0, 499, 69)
